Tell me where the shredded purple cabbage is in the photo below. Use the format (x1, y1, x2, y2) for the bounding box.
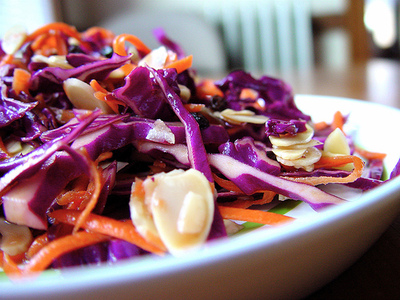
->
(266, 118, 307, 137)
(0, 23, 393, 271)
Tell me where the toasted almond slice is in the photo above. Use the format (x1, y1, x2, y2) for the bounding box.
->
(218, 109, 268, 125)
(63, 78, 113, 114)
(277, 146, 322, 171)
(31, 54, 73, 69)
(273, 139, 322, 150)
(0, 218, 33, 256)
(129, 181, 163, 248)
(324, 128, 350, 155)
(2, 25, 27, 55)
(130, 169, 214, 256)
(272, 147, 307, 160)
(150, 169, 214, 256)
(269, 124, 314, 147)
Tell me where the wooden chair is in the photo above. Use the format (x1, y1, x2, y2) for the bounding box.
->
(202, 0, 314, 74)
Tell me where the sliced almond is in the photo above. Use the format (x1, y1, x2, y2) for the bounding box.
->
(324, 128, 350, 155)
(130, 169, 214, 256)
(31, 54, 73, 69)
(2, 25, 27, 55)
(218, 109, 268, 125)
(277, 146, 322, 172)
(63, 78, 113, 114)
(272, 147, 308, 160)
(0, 218, 33, 256)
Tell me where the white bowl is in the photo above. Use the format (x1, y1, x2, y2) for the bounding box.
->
(2, 95, 400, 300)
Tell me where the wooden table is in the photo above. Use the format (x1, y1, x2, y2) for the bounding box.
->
(279, 58, 400, 299)
(286, 58, 400, 109)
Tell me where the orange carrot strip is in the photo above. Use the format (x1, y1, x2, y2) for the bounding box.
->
(112, 33, 151, 56)
(57, 190, 88, 206)
(90, 79, 125, 113)
(354, 146, 387, 160)
(314, 155, 361, 169)
(54, 33, 68, 55)
(26, 22, 82, 42)
(0, 54, 15, 66)
(165, 55, 193, 73)
(218, 206, 294, 225)
(314, 121, 329, 131)
(239, 88, 257, 100)
(1, 252, 23, 278)
(183, 103, 205, 113)
(95, 92, 121, 114)
(90, 79, 108, 93)
(213, 173, 243, 193)
(26, 233, 49, 260)
(219, 191, 276, 209)
(82, 27, 115, 43)
(72, 149, 103, 233)
(119, 63, 135, 76)
(49, 209, 166, 255)
(12, 68, 31, 95)
(30, 33, 49, 52)
(284, 155, 364, 185)
(331, 111, 345, 131)
(23, 231, 109, 274)
(196, 79, 224, 98)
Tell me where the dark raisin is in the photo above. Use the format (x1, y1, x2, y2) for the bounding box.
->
(191, 112, 210, 129)
(100, 46, 113, 58)
(210, 95, 227, 111)
(68, 44, 83, 54)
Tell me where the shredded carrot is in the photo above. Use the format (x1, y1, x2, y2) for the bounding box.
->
(354, 146, 387, 160)
(213, 173, 277, 207)
(30, 33, 49, 52)
(57, 190, 88, 207)
(26, 233, 49, 260)
(82, 26, 115, 44)
(23, 231, 109, 275)
(112, 33, 151, 56)
(219, 191, 276, 209)
(314, 121, 329, 131)
(90, 79, 125, 113)
(284, 155, 364, 185)
(95, 92, 122, 114)
(218, 206, 294, 225)
(12, 68, 31, 95)
(119, 63, 135, 76)
(331, 111, 345, 131)
(0, 54, 14, 66)
(196, 79, 224, 98)
(1, 252, 23, 278)
(213, 173, 243, 193)
(26, 22, 82, 42)
(184, 103, 205, 113)
(239, 88, 258, 100)
(72, 149, 103, 233)
(165, 55, 193, 73)
(49, 209, 166, 255)
(54, 33, 68, 55)
(90, 79, 108, 93)
(314, 155, 362, 169)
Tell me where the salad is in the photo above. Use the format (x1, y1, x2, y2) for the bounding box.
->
(0, 22, 398, 278)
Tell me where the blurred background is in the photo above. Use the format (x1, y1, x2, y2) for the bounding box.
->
(0, 0, 398, 73)
(1, 0, 400, 106)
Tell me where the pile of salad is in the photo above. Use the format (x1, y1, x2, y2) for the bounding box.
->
(0, 22, 399, 278)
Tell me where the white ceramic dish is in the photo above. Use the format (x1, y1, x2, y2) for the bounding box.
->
(1, 95, 400, 300)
